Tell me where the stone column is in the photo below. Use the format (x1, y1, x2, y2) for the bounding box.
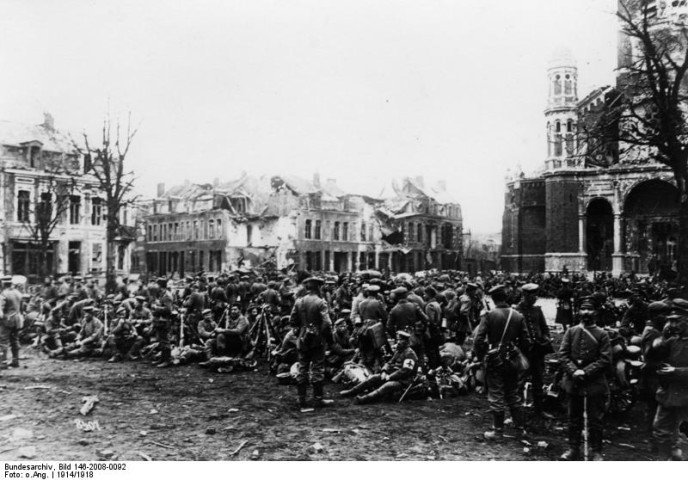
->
(578, 214, 586, 253)
(347, 251, 353, 272)
(329, 251, 335, 272)
(612, 212, 624, 275)
(374, 249, 380, 270)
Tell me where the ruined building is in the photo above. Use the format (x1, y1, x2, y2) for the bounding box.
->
(0, 115, 136, 278)
(142, 174, 463, 276)
(502, 3, 682, 276)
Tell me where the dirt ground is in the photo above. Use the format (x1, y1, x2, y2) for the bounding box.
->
(0, 298, 679, 461)
(0, 347, 669, 462)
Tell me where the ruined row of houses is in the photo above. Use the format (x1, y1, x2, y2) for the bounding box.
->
(1, 115, 473, 280)
(141, 173, 464, 277)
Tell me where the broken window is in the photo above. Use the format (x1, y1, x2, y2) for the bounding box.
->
(315, 220, 321, 239)
(305, 219, 312, 239)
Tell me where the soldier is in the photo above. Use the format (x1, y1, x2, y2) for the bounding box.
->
(0, 276, 24, 368)
(151, 306, 173, 368)
(640, 301, 672, 444)
(326, 318, 356, 374)
(457, 283, 480, 343)
(474, 285, 531, 441)
(289, 277, 333, 408)
(646, 300, 688, 461)
(198, 309, 218, 350)
(515, 283, 553, 417)
(558, 297, 612, 461)
(107, 307, 141, 362)
(555, 278, 574, 331)
(424, 287, 443, 369)
(620, 290, 649, 338)
(334, 279, 353, 312)
(51, 306, 104, 359)
(212, 303, 249, 357)
(356, 284, 389, 372)
(339, 330, 419, 404)
(257, 281, 280, 318)
(386, 287, 427, 338)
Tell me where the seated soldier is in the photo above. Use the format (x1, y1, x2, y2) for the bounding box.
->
(198, 309, 218, 358)
(107, 307, 143, 362)
(326, 318, 356, 373)
(42, 308, 65, 354)
(340, 331, 419, 404)
(50, 306, 104, 359)
(271, 325, 299, 374)
(207, 303, 249, 358)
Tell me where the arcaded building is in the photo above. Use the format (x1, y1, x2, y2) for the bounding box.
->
(501, 45, 678, 276)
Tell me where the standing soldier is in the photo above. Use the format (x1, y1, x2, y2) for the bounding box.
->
(424, 287, 443, 369)
(558, 297, 612, 461)
(555, 278, 574, 332)
(386, 287, 427, 338)
(289, 277, 333, 408)
(0, 277, 24, 368)
(357, 285, 388, 372)
(646, 300, 688, 461)
(457, 283, 480, 341)
(515, 283, 553, 418)
(474, 285, 531, 441)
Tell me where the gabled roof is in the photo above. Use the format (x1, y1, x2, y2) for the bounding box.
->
(0, 120, 77, 154)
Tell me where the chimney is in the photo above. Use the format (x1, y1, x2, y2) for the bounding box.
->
(414, 175, 424, 189)
(157, 183, 165, 197)
(42, 112, 55, 131)
(437, 180, 446, 192)
(312, 172, 321, 188)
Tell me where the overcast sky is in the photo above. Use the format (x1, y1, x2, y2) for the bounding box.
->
(0, 0, 618, 234)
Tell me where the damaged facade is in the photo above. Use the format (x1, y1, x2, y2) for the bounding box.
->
(0, 115, 136, 278)
(142, 174, 463, 276)
(502, 37, 679, 275)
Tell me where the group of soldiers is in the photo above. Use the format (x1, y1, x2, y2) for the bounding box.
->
(1, 268, 687, 461)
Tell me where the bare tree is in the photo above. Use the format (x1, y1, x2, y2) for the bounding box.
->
(77, 114, 138, 292)
(581, 0, 688, 283)
(18, 166, 76, 278)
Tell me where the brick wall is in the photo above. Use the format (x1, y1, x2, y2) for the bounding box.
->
(545, 177, 579, 253)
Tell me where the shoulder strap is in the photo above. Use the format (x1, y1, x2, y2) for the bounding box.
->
(580, 325, 599, 346)
(497, 308, 514, 348)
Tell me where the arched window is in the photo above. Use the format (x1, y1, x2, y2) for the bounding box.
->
(555, 121, 561, 133)
(567, 119, 573, 132)
(564, 74, 573, 95)
(554, 74, 562, 95)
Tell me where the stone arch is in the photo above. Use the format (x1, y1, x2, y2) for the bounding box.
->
(623, 179, 679, 277)
(586, 197, 614, 271)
